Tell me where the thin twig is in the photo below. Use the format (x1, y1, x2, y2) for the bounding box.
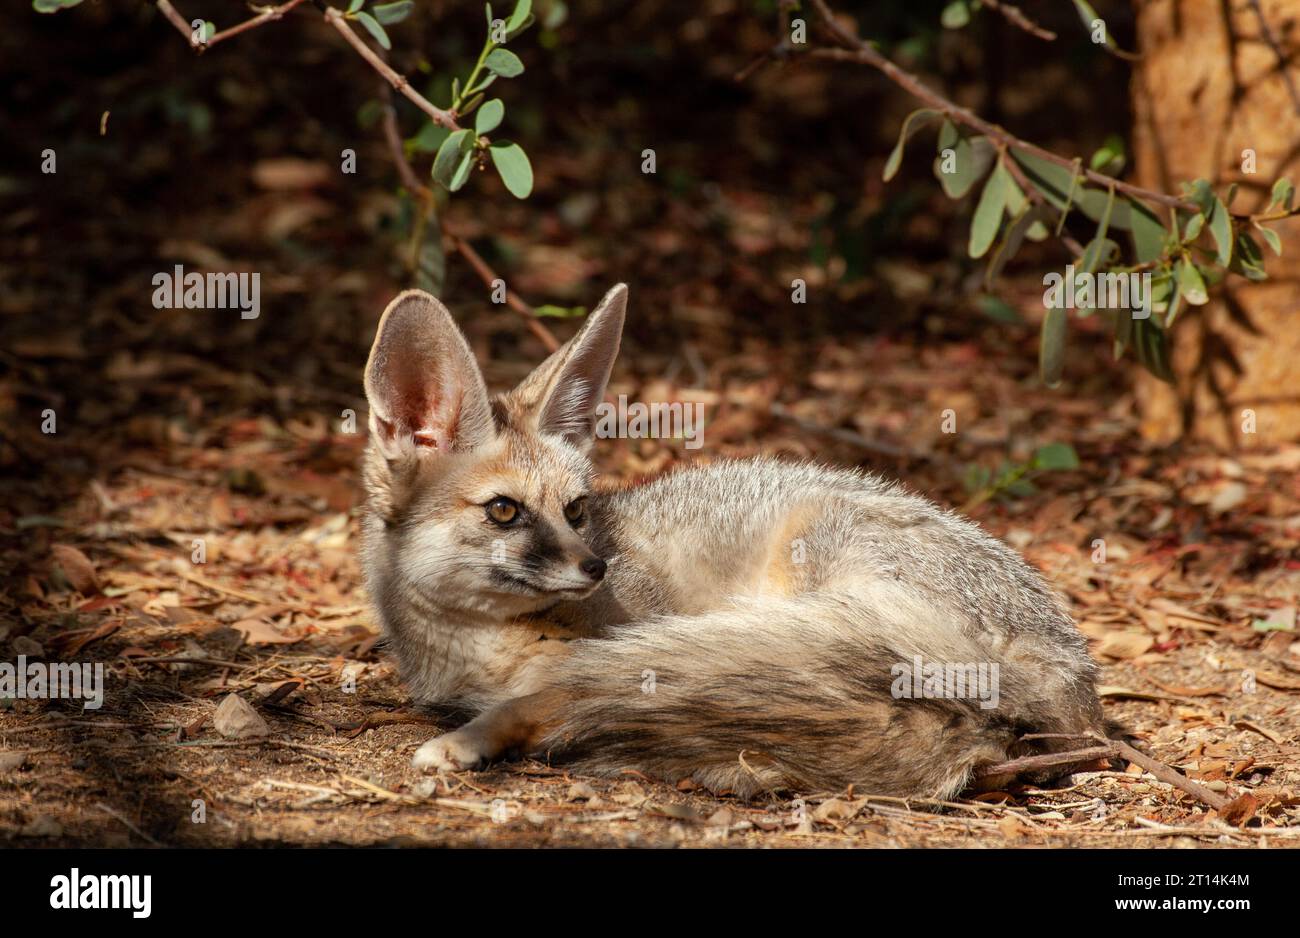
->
(154, 0, 197, 45)
(375, 82, 561, 352)
(977, 730, 1235, 813)
(1098, 732, 1232, 811)
(322, 6, 459, 130)
(450, 235, 561, 352)
(980, 0, 1056, 42)
(95, 802, 167, 847)
(205, 0, 310, 49)
(976, 745, 1116, 777)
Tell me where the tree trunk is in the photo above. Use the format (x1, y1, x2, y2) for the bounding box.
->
(1131, 0, 1300, 447)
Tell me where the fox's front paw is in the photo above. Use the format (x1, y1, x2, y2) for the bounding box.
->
(412, 731, 486, 773)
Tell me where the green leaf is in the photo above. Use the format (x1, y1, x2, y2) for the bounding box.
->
(1040, 305, 1067, 387)
(1071, 0, 1136, 58)
(355, 10, 391, 49)
(987, 204, 1052, 285)
(432, 128, 474, 188)
(33, 0, 83, 11)
(940, 2, 970, 28)
(475, 98, 505, 134)
(1088, 134, 1126, 173)
(935, 135, 994, 199)
(1184, 179, 1215, 215)
(372, 1, 415, 25)
(1252, 617, 1296, 632)
(459, 92, 485, 116)
(1230, 231, 1268, 281)
(507, 0, 532, 32)
(408, 121, 451, 154)
(1175, 257, 1208, 305)
(969, 160, 1012, 259)
(347, 0, 364, 12)
(1129, 199, 1167, 263)
(1008, 149, 1137, 231)
(1268, 177, 1294, 211)
(1079, 186, 1116, 274)
(1182, 212, 1205, 242)
(1033, 442, 1079, 471)
(1208, 195, 1233, 266)
(1164, 269, 1185, 328)
(449, 149, 475, 192)
(1254, 222, 1282, 256)
(489, 141, 533, 198)
(883, 108, 941, 183)
(1132, 317, 1173, 382)
(485, 48, 525, 77)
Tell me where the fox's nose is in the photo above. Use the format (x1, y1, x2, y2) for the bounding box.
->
(580, 556, 607, 581)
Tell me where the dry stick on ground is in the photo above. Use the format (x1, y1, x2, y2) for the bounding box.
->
(804, 0, 1228, 220)
(981, 732, 1234, 812)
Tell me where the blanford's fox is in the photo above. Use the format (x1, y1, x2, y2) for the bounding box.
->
(360, 284, 1106, 798)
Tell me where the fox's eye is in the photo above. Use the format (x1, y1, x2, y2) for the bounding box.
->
(485, 497, 520, 525)
(563, 498, 586, 525)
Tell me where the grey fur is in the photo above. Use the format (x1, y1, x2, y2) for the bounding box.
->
(360, 285, 1105, 799)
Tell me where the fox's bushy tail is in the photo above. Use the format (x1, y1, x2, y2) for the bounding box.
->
(539, 592, 1104, 798)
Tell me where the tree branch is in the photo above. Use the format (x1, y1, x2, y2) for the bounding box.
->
(206, 0, 310, 49)
(805, 0, 1196, 214)
(322, 6, 459, 131)
(155, 0, 197, 46)
(980, 0, 1056, 42)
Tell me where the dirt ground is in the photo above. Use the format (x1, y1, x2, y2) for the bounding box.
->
(3, 319, 1299, 848)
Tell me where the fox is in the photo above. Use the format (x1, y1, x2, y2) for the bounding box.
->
(359, 283, 1108, 798)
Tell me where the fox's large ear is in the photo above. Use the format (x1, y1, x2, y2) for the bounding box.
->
(363, 290, 494, 461)
(506, 283, 627, 449)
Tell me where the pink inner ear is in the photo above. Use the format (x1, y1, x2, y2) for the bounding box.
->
(412, 429, 442, 448)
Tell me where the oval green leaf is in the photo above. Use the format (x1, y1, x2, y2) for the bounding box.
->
(355, 10, 391, 50)
(969, 160, 1012, 259)
(489, 141, 533, 198)
(475, 98, 505, 134)
(485, 48, 525, 78)
(432, 128, 474, 188)
(373, 1, 414, 25)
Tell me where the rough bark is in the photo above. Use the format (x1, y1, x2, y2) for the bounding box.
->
(1131, 0, 1300, 447)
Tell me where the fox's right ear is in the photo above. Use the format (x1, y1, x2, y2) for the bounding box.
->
(363, 290, 494, 461)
